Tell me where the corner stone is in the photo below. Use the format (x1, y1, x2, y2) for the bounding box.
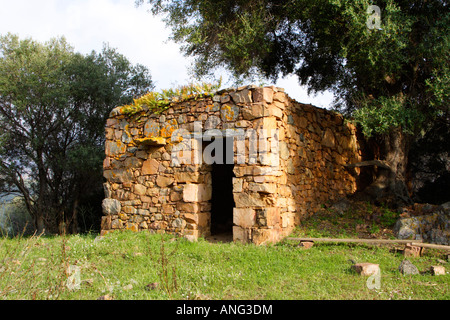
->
(102, 198, 121, 215)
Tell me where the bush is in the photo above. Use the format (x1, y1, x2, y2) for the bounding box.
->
(0, 196, 34, 237)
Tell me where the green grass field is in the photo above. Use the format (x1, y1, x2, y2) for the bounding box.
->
(1, 228, 448, 300)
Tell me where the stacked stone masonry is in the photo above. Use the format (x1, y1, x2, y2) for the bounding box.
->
(101, 85, 363, 244)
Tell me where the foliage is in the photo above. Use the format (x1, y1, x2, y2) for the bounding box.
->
(0, 33, 154, 234)
(137, 0, 449, 138)
(120, 80, 222, 116)
(0, 197, 34, 237)
(408, 117, 450, 204)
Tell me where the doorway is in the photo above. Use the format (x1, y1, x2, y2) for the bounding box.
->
(210, 163, 235, 236)
(204, 136, 235, 238)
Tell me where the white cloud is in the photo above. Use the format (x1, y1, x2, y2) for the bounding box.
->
(0, 0, 334, 107)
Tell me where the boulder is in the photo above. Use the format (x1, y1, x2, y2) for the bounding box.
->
(398, 259, 419, 275)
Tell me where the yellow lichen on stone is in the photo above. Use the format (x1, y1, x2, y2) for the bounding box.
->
(134, 137, 167, 146)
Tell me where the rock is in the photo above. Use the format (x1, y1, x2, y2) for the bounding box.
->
(441, 201, 450, 210)
(398, 259, 419, 275)
(352, 263, 380, 276)
(252, 87, 274, 103)
(182, 184, 212, 202)
(204, 115, 221, 129)
(321, 129, 336, 148)
(233, 192, 266, 207)
(103, 168, 134, 183)
(298, 241, 314, 249)
(403, 244, 424, 257)
(279, 141, 290, 160)
(142, 159, 159, 175)
(102, 198, 121, 215)
(330, 198, 351, 215)
(134, 184, 147, 196)
(105, 140, 127, 157)
(233, 208, 256, 228)
(143, 119, 160, 137)
(430, 265, 446, 276)
(229, 89, 252, 104)
(145, 282, 159, 291)
(156, 175, 174, 188)
(220, 104, 240, 122)
(172, 218, 186, 229)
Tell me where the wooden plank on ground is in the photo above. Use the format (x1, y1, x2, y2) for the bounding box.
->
(410, 242, 450, 250)
(287, 237, 450, 250)
(287, 237, 423, 244)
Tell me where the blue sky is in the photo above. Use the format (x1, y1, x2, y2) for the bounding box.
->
(0, 0, 334, 107)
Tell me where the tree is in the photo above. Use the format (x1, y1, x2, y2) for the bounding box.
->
(138, 0, 449, 206)
(0, 34, 154, 234)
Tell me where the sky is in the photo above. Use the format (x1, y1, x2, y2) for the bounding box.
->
(0, 0, 334, 108)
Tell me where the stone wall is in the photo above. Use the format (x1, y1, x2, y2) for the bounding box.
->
(101, 85, 363, 244)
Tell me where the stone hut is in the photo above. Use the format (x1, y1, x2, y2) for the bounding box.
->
(101, 85, 363, 244)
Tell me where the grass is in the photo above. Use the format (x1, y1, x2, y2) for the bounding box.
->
(1, 227, 449, 300)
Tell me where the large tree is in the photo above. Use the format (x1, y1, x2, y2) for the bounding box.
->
(138, 0, 449, 206)
(0, 34, 154, 234)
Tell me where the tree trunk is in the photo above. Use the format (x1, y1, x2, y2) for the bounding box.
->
(35, 214, 45, 235)
(70, 197, 79, 234)
(356, 127, 413, 208)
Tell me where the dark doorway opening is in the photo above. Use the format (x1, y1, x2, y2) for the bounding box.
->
(206, 136, 235, 237)
(210, 163, 235, 235)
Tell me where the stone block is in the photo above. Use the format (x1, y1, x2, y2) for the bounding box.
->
(105, 140, 127, 157)
(102, 198, 121, 215)
(322, 128, 336, 148)
(143, 119, 160, 138)
(252, 228, 278, 245)
(162, 204, 174, 214)
(156, 175, 174, 188)
(111, 219, 123, 229)
(170, 190, 183, 202)
(352, 263, 380, 276)
(232, 178, 243, 192)
(403, 244, 424, 257)
(252, 87, 274, 103)
(160, 119, 179, 138)
(122, 206, 137, 214)
(142, 158, 159, 175)
(298, 241, 314, 249)
(273, 91, 286, 103)
(183, 184, 212, 202)
(101, 216, 112, 230)
(205, 115, 221, 130)
(134, 184, 147, 196)
(233, 208, 256, 228)
(177, 202, 201, 213)
(234, 192, 266, 207)
(254, 116, 277, 131)
(230, 89, 252, 104)
(262, 207, 280, 226)
(430, 265, 445, 276)
(248, 182, 277, 194)
(184, 212, 210, 228)
(175, 172, 202, 183)
(233, 226, 250, 244)
(221, 104, 240, 122)
(172, 218, 186, 229)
